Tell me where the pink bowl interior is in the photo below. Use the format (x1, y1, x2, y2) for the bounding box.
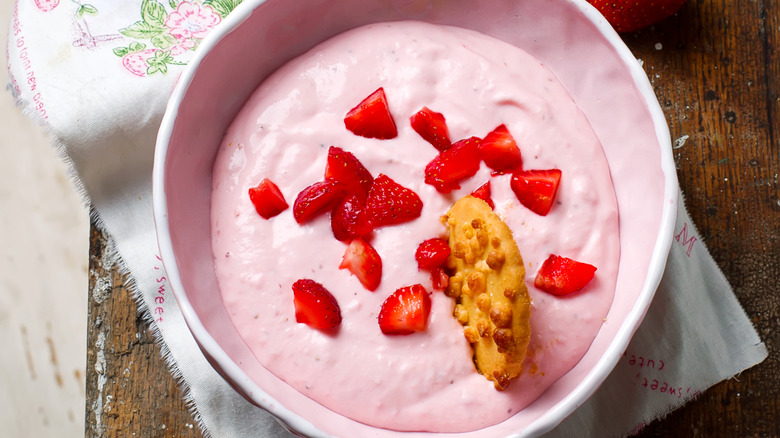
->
(153, 0, 678, 436)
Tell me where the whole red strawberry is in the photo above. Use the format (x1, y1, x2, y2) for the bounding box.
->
(588, 0, 687, 33)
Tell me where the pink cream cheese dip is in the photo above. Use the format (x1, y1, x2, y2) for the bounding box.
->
(210, 21, 620, 433)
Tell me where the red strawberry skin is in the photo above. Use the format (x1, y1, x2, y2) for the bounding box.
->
(378, 284, 431, 335)
(331, 194, 373, 241)
(430, 268, 449, 291)
(415, 238, 451, 271)
(344, 87, 398, 139)
(587, 0, 687, 33)
(324, 146, 373, 196)
(470, 180, 494, 210)
(510, 169, 562, 216)
(339, 238, 382, 291)
(248, 179, 288, 219)
(479, 124, 522, 172)
(534, 255, 597, 296)
(410, 106, 451, 151)
(292, 279, 342, 330)
(424, 136, 482, 193)
(293, 179, 345, 224)
(365, 174, 423, 227)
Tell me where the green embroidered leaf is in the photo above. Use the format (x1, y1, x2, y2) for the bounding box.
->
(205, 0, 243, 17)
(113, 47, 129, 57)
(76, 4, 98, 18)
(169, 0, 178, 9)
(147, 62, 166, 76)
(151, 33, 178, 49)
(120, 21, 166, 39)
(141, 0, 168, 26)
(150, 50, 174, 65)
(129, 41, 147, 52)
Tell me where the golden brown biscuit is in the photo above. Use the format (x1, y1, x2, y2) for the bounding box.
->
(444, 196, 532, 390)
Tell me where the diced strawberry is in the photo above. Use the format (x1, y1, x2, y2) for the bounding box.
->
(424, 136, 482, 193)
(293, 179, 345, 224)
(510, 169, 562, 216)
(479, 124, 522, 172)
(292, 279, 342, 330)
(331, 194, 373, 241)
(248, 178, 288, 219)
(324, 146, 373, 196)
(378, 284, 431, 335)
(365, 174, 423, 227)
(534, 255, 597, 296)
(414, 238, 451, 271)
(430, 268, 449, 291)
(344, 87, 398, 139)
(410, 106, 451, 151)
(470, 180, 495, 209)
(339, 238, 382, 291)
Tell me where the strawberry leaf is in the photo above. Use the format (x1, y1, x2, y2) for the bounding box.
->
(141, 0, 168, 26)
(119, 21, 166, 39)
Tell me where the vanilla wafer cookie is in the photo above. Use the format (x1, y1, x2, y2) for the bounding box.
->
(444, 196, 532, 390)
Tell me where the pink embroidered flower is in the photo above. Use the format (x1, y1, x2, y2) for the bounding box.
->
(170, 38, 197, 56)
(165, 2, 221, 41)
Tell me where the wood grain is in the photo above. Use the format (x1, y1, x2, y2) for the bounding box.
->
(628, 1, 779, 436)
(85, 223, 203, 438)
(84, 1, 778, 436)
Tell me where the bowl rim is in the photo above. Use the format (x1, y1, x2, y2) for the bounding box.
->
(152, 0, 679, 436)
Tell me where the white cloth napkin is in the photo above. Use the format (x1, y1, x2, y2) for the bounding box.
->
(6, 0, 767, 436)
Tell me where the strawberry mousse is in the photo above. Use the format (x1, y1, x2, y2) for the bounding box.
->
(210, 21, 620, 432)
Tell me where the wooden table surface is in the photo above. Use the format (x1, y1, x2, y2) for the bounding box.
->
(84, 1, 779, 436)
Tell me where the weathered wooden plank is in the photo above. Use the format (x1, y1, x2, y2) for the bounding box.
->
(628, 1, 778, 436)
(85, 222, 203, 438)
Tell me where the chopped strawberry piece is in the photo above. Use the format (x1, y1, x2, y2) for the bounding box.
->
(365, 174, 423, 227)
(534, 255, 597, 296)
(324, 146, 373, 196)
(378, 284, 431, 335)
(430, 268, 449, 291)
(339, 238, 382, 291)
(293, 179, 345, 224)
(344, 87, 398, 139)
(470, 180, 495, 209)
(414, 238, 451, 271)
(331, 194, 373, 241)
(292, 279, 342, 330)
(424, 136, 482, 193)
(410, 106, 451, 151)
(510, 169, 562, 216)
(479, 124, 523, 172)
(248, 178, 288, 219)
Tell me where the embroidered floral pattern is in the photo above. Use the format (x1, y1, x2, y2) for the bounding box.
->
(166, 2, 221, 40)
(110, 0, 242, 77)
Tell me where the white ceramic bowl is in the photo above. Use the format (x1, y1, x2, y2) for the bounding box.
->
(153, 0, 678, 436)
